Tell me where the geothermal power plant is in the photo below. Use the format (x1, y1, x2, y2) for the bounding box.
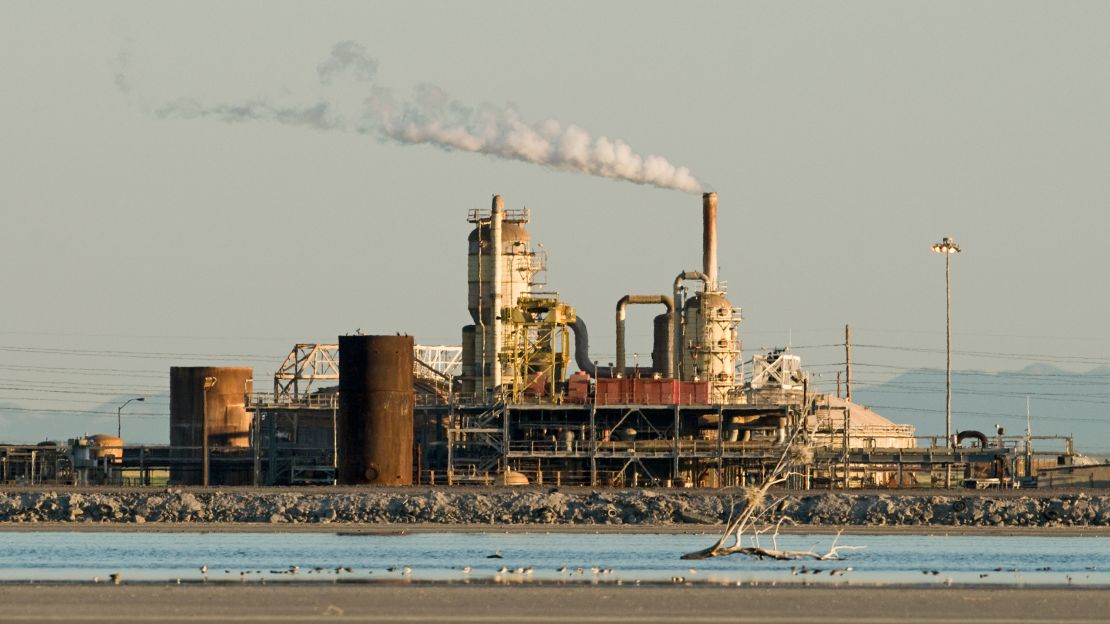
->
(0, 193, 1084, 488)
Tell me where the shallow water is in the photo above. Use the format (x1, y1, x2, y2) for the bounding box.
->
(0, 532, 1106, 586)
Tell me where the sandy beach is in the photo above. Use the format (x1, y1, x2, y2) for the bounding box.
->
(0, 583, 1106, 623)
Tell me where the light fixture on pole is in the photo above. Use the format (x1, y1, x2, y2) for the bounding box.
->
(202, 376, 218, 487)
(116, 397, 145, 438)
(931, 236, 961, 454)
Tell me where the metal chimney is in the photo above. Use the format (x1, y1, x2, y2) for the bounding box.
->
(489, 195, 504, 390)
(702, 192, 718, 290)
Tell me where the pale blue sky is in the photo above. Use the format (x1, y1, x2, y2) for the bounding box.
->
(1, 2, 1108, 441)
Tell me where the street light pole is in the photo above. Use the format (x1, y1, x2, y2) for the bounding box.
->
(116, 397, 145, 438)
(931, 237, 961, 486)
(202, 376, 218, 487)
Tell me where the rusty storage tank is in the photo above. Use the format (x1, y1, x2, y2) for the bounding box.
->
(169, 366, 253, 485)
(337, 335, 415, 485)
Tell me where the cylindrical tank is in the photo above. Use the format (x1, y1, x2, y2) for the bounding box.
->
(466, 196, 537, 394)
(652, 313, 671, 376)
(460, 325, 476, 396)
(337, 335, 415, 485)
(87, 434, 123, 462)
(681, 292, 741, 402)
(169, 367, 253, 484)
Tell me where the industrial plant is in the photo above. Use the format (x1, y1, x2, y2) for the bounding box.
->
(0, 194, 1089, 488)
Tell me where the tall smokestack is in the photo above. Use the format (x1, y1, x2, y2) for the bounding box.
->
(702, 192, 718, 291)
(489, 195, 504, 391)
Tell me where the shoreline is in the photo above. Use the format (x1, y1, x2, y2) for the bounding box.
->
(2, 520, 1109, 536)
(0, 578, 1106, 589)
(0, 584, 1105, 623)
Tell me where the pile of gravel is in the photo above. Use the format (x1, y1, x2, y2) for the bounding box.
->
(0, 489, 1106, 527)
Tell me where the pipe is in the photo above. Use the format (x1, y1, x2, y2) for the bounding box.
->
(489, 195, 504, 391)
(570, 317, 625, 378)
(672, 271, 709, 380)
(570, 317, 599, 377)
(702, 192, 718, 290)
(957, 430, 989, 449)
(615, 295, 674, 377)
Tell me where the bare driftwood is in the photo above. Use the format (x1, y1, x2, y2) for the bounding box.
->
(681, 426, 864, 561)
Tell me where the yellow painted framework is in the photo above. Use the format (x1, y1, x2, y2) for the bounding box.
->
(499, 295, 575, 403)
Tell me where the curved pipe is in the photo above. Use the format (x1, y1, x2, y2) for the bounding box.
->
(672, 271, 709, 380)
(571, 317, 600, 377)
(570, 317, 640, 378)
(957, 430, 989, 448)
(615, 295, 674, 377)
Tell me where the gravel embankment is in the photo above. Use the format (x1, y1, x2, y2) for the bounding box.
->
(0, 489, 1106, 527)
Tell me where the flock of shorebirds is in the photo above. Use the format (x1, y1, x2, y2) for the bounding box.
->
(91, 551, 1091, 586)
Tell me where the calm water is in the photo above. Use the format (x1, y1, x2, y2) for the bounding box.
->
(0, 532, 1106, 586)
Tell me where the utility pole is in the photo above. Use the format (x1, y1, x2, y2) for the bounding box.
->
(202, 376, 218, 487)
(844, 324, 852, 403)
(932, 237, 961, 488)
(116, 397, 145, 439)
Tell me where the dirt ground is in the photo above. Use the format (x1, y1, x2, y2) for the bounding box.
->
(0, 583, 1105, 623)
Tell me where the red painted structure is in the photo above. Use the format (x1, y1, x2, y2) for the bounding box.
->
(567, 374, 711, 405)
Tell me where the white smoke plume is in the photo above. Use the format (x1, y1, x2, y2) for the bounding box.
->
(155, 42, 702, 193)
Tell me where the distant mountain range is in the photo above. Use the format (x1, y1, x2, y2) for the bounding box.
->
(0, 395, 170, 445)
(853, 364, 1110, 458)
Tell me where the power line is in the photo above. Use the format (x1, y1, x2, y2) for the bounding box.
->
(0, 345, 275, 361)
(863, 403, 1106, 424)
(854, 343, 1110, 366)
(0, 406, 167, 418)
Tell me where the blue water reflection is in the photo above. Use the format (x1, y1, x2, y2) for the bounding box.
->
(0, 532, 1105, 586)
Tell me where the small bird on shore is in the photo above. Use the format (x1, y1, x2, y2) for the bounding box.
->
(462, 566, 472, 574)
(200, 565, 208, 575)
(402, 567, 412, 576)
(498, 566, 508, 574)
(110, 573, 121, 585)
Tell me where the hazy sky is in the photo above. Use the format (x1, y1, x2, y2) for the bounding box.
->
(2, 2, 1109, 441)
